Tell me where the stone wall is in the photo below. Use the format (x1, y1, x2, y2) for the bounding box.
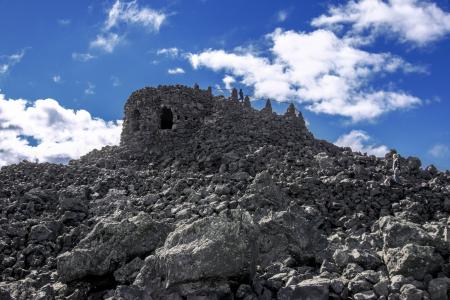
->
(120, 84, 310, 152)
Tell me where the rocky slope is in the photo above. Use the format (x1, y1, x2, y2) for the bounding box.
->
(0, 85, 449, 300)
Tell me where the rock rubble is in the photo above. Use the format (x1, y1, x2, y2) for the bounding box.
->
(1, 84, 449, 299)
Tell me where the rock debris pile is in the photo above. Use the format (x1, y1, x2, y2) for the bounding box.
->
(1, 84, 450, 300)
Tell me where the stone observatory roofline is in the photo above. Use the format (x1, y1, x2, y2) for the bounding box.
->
(120, 84, 308, 148)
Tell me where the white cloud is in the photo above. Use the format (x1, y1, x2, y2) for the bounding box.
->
(86, 1, 167, 54)
(58, 19, 71, 26)
(312, 0, 450, 46)
(111, 76, 121, 87)
(52, 75, 61, 83)
(335, 130, 389, 156)
(72, 52, 96, 62)
(0, 94, 122, 167)
(85, 82, 95, 95)
(189, 28, 422, 121)
(429, 144, 450, 158)
(90, 33, 121, 53)
(222, 75, 235, 90)
(157, 47, 180, 57)
(167, 67, 185, 75)
(105, 0, 167, 32)
(0, 50, 25, 75)
(277, 10, 289, 22)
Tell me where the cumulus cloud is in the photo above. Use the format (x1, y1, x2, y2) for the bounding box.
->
(105, 0, 166, 32)
(189, 28, 422, 121)
(167, 67, 185, 75)
(0, 50, 25, 76)
(0, 94, 122, 167)
(429, 144, 450, 158)
(90, 33, 121, 53)
(222, 75, 235, 90)
(157, 47, 180, 57)
(312, 0, 450, 46)
(72, 52, 96, 62)
(335, 130, 389, 156)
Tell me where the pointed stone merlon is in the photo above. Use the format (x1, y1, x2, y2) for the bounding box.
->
(244, 95, 251, 108)
(207, 86, 212, 97)
(261, 99, 272, 114)
(231, 88, 239, 102)
(285, 103, 297, 117)
(284, 102, 307, 127)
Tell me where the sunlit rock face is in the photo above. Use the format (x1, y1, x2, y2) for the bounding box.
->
(0, 84, 449, 300)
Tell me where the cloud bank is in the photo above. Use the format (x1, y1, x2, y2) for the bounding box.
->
(0, 95, 122, 167)
(189, 28, 422, 122)
(312, 0, 450, 46)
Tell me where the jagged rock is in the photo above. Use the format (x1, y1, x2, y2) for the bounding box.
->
(258, 205, 327, 266)
(134, 210, 258, 297)
(57, 213, 171, 282)
(379, 216, 435, 249)
(58, 185, 89, 213)
(399, 284, 426, 300)
(114, 257, 144, 284)
(383, 244, 444, 280)
(278, 278, 329, 300)
(427, 277, 450, 300)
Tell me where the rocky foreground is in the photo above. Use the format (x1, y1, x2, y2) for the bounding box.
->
(1, 85, 450, 300)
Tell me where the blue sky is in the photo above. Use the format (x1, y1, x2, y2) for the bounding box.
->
(0, 0, 449, 170)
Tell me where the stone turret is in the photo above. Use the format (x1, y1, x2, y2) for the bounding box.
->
(244, 96, 251, 108)
(262, 99, 272, 114)
(231, 88, 239, 103)
(285, 103, 297, 117)
(120, 85, 214, 148)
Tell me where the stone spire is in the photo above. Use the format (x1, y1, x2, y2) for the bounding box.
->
(297, 109, 307, 127)
(231, 88, 239, 102)
(207, 86, 212, 97)
(262, 99, 272, 114)
(285, 103, 297, 117)
(239, 89, 244, 101)
(244, 95, 251, 108)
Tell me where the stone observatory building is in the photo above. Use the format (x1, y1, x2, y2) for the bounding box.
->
(120, 84, 311, 153)
(120, 85, 215, 147)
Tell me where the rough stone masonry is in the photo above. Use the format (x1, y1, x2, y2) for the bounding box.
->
(0, 84, 449, 300)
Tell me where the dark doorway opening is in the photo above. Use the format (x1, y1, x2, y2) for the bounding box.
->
(131, 109, 140, 132)
(160, 107, 173, 129)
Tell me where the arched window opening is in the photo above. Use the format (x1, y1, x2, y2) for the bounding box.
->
(160, 107, 173, 129)
(131, 109, 140, 132)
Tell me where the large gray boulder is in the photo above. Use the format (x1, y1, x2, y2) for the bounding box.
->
(134, 210, 258, 297)
(383, 243, 443, 280)
(258, 205, 327, 266)
(57, 213, 171, 282)
(379, 216, 434, 249)
(238, 171, 288, 211)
